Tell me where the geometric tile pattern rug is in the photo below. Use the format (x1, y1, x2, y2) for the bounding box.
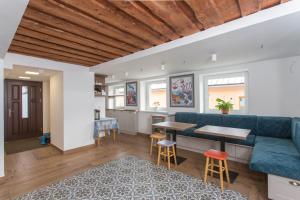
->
(16, 155, 247, 200)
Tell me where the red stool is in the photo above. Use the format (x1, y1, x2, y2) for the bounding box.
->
(203, 149, 230, 192)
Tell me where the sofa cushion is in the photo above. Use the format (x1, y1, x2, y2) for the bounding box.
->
(255, 136, 299, 157)
(223, 115, 257, 135)
(292, 118, 300, 152)
(250, 149, 300, 180)
(257, 116, 291, 138)
(175, 112, 198, 124)
(196, 114, 223, 128)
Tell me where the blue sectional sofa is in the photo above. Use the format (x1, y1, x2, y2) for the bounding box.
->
(174, 112, 300, 180)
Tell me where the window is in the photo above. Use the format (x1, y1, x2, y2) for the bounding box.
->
(107, 85, 125, 109)
(146, 81, 167, 111)
(204, 72, 248, 114)
(22, 86, 29, 118)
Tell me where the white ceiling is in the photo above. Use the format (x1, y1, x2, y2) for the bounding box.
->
(4, 65, 59, 81)
(92, 2, 300, 83)
(0, 0, 28, 58)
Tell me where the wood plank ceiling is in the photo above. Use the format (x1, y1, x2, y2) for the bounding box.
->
(8, 0, 288, 67)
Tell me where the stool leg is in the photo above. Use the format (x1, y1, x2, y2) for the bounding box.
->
(172, 145, 177, 166)
(150, 138, 154, 156)
(167, 147, 171, 170)
(224, 160, 230, 183)
(157, 145, 161, 166)
(113, 129, 116, 143)
(219, 160, 224, 192)
(210, 159, 214, 176)
(163, 147, 167, 162)
(204, 157, 209, 183)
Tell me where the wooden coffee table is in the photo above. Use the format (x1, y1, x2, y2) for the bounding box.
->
(194, 125, 251, 183)
(152, 121, 197, 165)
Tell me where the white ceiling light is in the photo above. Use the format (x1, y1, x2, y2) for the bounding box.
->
(211, 53, 217, 62)
(125, 72, 129, 77)
(25, 71, 40, 75)
(19, 76, 31, 80)
(161, 63, 165, 71)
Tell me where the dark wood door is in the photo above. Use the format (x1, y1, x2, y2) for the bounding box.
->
(4, 80, 43, 141)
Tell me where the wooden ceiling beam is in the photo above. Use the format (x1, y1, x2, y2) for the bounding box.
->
(28, 0, 151, 49)
(17, 26, 117, 60)
(109, 1, 180, 41)
(185, 0, 225, 29)
(236, 0, 259, 16)
(9, 45, 98, 66)
(24, 7, 139, 53)
(259, 0, 283, 9)
(20, 18, 127, 57)
(11, 40, 105, 64)
(56, 0, 168, 45)
(141, 1, 200, 37)
(13, 34, 107, 61)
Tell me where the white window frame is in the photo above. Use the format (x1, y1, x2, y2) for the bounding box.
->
(113, 85, 125, 109)
(203, 71, 249, 114)
(145, 80, 167, 112)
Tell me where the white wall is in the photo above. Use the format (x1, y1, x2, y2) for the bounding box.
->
(4, 53, 95, 152)
(94, 97, 106, 118)
(43, 80, 50, 133)
(50, 73, 64, 150)
(0, 60, 4, 177)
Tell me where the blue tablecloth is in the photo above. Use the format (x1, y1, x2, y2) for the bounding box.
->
(94, 118, 119, 139)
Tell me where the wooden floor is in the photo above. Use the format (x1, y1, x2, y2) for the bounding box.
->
(0, 134, 268, 200)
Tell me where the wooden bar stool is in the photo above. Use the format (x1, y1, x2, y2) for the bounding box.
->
(149, 132, 166, 156)
(203, 149, 230, 192)
(157, 140, 177, 170)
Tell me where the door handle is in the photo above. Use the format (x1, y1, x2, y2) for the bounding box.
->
(8, 108, 12, 118)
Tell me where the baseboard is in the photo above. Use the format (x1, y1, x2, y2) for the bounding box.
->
(63, 144, 96, 155)
(50, 143, 64, 153)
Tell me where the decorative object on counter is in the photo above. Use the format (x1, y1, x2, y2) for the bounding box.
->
(94, 117, 119, 145)
(215, 98, 233, 114)
(94, 109, 100, 120)
(126, 81, 138, 106)
(169, 74, 194, 107)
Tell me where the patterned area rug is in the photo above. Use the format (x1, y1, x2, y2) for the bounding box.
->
(16, 155, 247, 200)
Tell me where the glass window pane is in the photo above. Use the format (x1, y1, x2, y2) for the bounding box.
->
(108, 97, 114, 109)
(22, 86, 29, 118)
(115, 87, 124, 95)
(115, 96, 124, 108)
(148, 83, 166, 108)
(208, 83, 246, 111)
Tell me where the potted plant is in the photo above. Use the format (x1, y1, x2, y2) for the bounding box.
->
(215, 98, 233, 114)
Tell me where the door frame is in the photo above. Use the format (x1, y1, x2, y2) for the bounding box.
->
(4, 79, 43, 141)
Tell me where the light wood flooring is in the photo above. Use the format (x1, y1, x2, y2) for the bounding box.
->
(0, 134, 268, 200)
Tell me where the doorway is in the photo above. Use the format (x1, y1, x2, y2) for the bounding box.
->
(4, 79, 43, 141)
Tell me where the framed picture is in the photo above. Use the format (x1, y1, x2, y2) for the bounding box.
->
(126, 81, 138, 106)
(169, 74, 194, 107)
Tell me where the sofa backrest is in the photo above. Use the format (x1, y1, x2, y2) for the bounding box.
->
(175, 113, 292, 138)
(257, 116, 291, 138)
(223, 115, 258, 135)
(292, 118, 300, 152)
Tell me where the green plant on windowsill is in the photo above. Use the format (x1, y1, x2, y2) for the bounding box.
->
(215, 98, 233, 114)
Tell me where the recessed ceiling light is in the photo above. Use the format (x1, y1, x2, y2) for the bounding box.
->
(19, 76, 31, 80)
(25, 71, 39, 75)
(211, 54, 217, 62)
(125, 72, 129, 77)
(161, 63, 165, 71)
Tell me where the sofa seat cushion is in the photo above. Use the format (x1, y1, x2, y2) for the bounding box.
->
(257, 116, 291, 138)
(255, 136, 300, 157)
(292, 118, 300, 152)
(226, 134, 256, 147)
(250, 148, 300, 180)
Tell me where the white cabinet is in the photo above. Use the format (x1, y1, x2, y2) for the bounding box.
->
(106, 109, 138, 135)
(268, 174, 300, 200)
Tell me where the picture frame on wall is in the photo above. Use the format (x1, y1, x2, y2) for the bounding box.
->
(126, 81, 138, 106)
(169, 74, 194, 107)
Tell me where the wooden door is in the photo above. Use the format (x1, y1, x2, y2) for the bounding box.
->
(4, 80, 43, 141)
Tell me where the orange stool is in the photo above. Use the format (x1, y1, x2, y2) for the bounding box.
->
(203, 149, 230, 192)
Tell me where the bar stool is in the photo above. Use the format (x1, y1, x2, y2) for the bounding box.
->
(157, 140, 177, 170)
(203, 149, 230, 192)
(149, 132, 166, 156)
